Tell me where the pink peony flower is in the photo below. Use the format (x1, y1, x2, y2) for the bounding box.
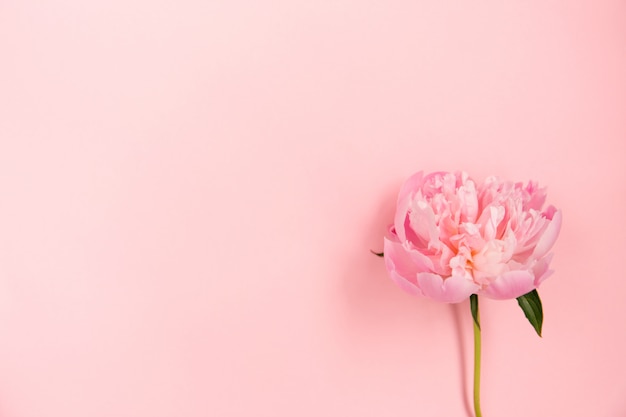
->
(384, 171, 561, 303)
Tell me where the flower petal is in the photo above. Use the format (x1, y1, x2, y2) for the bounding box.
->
(458, 180, 479, 223)
(384, 237, 432, 274)
(393, 195, 411, 243)
(397, 171, 425, 205)
(409, 200, 440, 249)
(532, 210, 562, 259)
(532, 253, 554, 286)
(480, 270, 535, 300)
(383, 237, 427, 296)
(389, 270, 423, 296)
(417, 272, 479, 303)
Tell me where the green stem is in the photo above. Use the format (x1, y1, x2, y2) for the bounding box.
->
(472, 295, 483, 417)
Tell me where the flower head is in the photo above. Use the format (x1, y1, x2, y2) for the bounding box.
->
(384, 171, 561, 303)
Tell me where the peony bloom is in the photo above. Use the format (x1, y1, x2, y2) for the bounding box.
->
(384, 171, 561, 303)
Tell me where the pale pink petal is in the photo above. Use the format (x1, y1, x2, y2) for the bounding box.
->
(487, 206, 505, 240)
(384, 237, 432, 275)
(543, 204, 557, 220)
(397, 171, 425, 205)
(524, 181, 547, 211)
(532, 253, 554, 286)
(480, 270, 535, 300)
(417, 273, 479, 303)
(407, 247, 435, 272)
(421, 171, 447, 196)
(477, 205, 503, 241)
(458, 181, 479, 223)
(532, 210, 562, 259)
(535, 269, 553, 287)
(430, 243, 454, 276)
(393, 195, 411, 243)
(384, 237, 424, 296)
(532, 252, 552, 277)
(478, 176, 499, 207)
(409, 200, 440, 248)
(389, 270, 423, 296)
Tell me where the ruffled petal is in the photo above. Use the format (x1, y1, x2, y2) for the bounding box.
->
(393, 194, 411, 243)
(417, 273, 479, 303)
(457, 180, 479, 223)
(409, 200, 440, 249)
(397, 171, 425, 205)
(389, 270, 423, 296)
(532, 253, 554, 286)
(384, 237, 429, 296)
(407, 247, 435, 272)
(480, 270, 535, 300)
(532, 210, 562, 259)
(524, 181, 547, 211)
(384, 237, 432, 275)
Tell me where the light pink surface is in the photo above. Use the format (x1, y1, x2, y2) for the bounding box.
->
(1, 1, 625, 416)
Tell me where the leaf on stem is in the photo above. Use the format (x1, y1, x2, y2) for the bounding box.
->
(470, 294, 480, 330)
(516, 289, 543, 337)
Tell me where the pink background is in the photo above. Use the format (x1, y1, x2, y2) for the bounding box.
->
(1, 1, 625, 416)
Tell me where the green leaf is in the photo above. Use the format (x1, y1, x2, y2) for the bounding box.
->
(370, 250, 384, 257)
(470, 294, 480, 330)
(516, 289, 543, 337)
